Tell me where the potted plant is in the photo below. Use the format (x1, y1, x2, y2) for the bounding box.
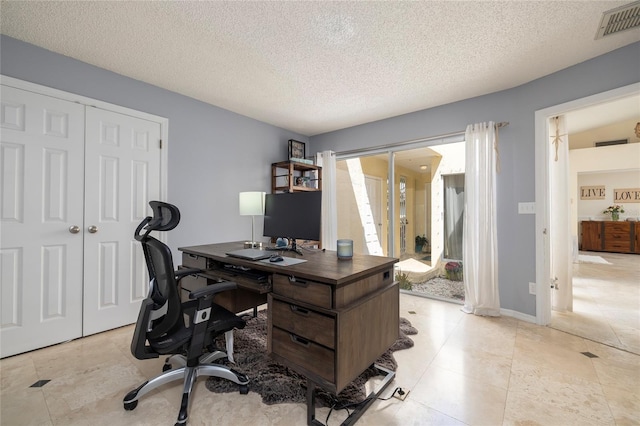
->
(603, 204, 624, 221)
(445, 261, 463, 281)
(415, 235, 428, 253)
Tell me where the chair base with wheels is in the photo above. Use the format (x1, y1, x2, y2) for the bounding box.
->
(123, 358, 249, 425)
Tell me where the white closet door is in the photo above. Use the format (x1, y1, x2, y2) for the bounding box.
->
(0, 86, 85, 357)
(82, 107, 161, 335)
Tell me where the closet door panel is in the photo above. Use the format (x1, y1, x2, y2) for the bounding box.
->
(0, 85, 84, 358)
(83, 107, 161, 335)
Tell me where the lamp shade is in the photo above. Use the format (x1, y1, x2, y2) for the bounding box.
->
(239, 191, 265, 216)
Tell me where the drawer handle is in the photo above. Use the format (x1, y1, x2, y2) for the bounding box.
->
(288, 276, 308, 287)
(290, 305, 310, 316)
(188, 254, 198, 259)
(290, 334, 310, 347)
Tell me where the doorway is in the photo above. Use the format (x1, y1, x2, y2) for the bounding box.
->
(535, 82, 640, 352)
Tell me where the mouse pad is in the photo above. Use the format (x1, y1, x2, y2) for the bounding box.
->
(258, 257, 307, 267)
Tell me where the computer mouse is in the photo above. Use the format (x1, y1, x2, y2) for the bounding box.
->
(269, 255, 284, 262)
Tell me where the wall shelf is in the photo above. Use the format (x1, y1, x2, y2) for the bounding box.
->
(271, 161, 322, 193)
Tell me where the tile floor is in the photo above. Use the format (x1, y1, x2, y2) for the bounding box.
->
(550, 251, 640, 355)
(1, 293, 639, 425)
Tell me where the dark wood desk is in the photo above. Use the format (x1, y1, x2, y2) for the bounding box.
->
(179, 242, 400, 425)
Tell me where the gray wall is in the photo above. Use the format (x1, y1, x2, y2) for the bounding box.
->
(310, 41, 640, 316)
(2, 34, 638, 316)
(0, 35, 309, 261)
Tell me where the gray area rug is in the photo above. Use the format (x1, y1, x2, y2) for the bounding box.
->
(205, 310, 417, 407)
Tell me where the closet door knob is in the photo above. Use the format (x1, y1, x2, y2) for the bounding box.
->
(69, 225, 80, 234)
(88, 225, 98, 233)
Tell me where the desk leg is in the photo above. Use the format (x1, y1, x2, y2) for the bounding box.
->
(306, 364, 395, 426)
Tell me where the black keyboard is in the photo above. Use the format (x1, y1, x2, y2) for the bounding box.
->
(223, 264, 268, 282)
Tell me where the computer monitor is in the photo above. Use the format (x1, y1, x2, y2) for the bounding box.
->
(263, 191, 322, 253)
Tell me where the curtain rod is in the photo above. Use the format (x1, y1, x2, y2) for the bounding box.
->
(335, 121, 509, 157)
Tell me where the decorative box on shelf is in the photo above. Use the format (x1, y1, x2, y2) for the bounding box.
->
(289, 157, 314, 165)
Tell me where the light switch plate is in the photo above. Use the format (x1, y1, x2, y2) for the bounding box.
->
(518, 202, 536, 214)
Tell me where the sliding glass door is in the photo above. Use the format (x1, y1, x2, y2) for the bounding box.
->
(336, 140, 466, 302)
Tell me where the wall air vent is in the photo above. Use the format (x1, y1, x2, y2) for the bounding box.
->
(595, 139, 628, 147)
(595, 1, 640, 39)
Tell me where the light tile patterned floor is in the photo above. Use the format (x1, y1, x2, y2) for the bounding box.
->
(550, 251, 640, 355)
(1, 293, 638, 425)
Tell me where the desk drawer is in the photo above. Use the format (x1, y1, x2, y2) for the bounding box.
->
(182, 253, 209, 269)
(271, 326, 334, 384)
(272, 274, 332, 309)
(271, 299, 335, 349)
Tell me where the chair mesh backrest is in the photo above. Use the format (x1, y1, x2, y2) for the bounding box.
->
(143, 237, 184, 339)
(137, 201, 185, 339)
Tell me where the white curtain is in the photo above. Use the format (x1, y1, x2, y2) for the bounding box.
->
(462, 122, 500, 316)
(316, 151, 337, 250)
(549, 116, 573, 312)
(444, 175, 465, 260)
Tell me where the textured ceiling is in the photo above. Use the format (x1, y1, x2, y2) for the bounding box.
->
(1, 1, 639, 136)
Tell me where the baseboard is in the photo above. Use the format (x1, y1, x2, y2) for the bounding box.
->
(500, 308, 536, 323)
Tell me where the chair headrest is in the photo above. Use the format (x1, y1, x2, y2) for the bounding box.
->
(146, 201, 181, 232)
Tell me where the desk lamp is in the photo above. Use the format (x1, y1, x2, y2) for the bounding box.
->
(239, 191, 265, 248)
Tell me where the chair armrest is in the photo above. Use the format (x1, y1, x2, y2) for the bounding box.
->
(175, 267, 202, 281)
(188, 280, 237, 300)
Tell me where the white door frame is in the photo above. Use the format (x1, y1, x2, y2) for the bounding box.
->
(1, 75, 168, 352)
(1, 75, 169, 200)
(534, 82, 640, 325)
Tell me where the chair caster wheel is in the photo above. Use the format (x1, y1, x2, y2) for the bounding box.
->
(123, 400, 138, 411)
(239, 384, 249, 395)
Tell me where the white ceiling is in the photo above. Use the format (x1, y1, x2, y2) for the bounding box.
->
(1, 1, 639, 136)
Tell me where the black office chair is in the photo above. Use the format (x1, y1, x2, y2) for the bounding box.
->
(123, 201, 249, 425)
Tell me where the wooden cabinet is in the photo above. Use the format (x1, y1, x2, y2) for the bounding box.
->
(580, 221, 637, 254)
(271, 161, 322, 193)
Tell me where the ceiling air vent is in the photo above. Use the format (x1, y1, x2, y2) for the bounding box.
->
(595, 139, 628, 147)
(595, 1, 640, 39)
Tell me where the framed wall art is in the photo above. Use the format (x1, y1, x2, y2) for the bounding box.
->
(288, 139, 305, 160)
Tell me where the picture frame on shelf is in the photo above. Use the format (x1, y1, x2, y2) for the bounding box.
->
(288, 139, 306, 160)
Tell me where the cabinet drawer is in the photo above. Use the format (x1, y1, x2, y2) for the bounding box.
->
(272, 274, 332, 309)
(605, 233, 631, 243)
(604, 222, 630, 234)
(271, 326, 334, 384)
(271, 299, 335, 349)
(604, 241, 632, 253)
(182, 253, 209, 269)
